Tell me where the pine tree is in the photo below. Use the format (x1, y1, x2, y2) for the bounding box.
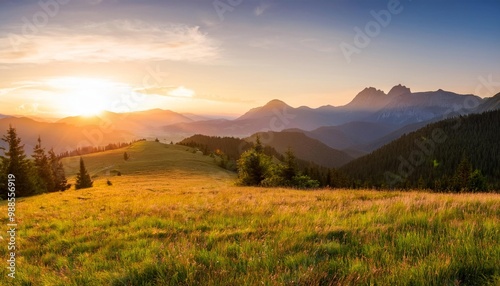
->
(32, 136, 55, 193)
(254, 135, 263, 154)
(124, 152, 129, 161)
(75, 157, 93, 190)
(237, 137, 271, 186)
(453, 154, 473, 192)
(1, 125, 38, 197)
(282, 147, 298, 185)
(48, 149, 71, 192)
(468, 169, 488, 192)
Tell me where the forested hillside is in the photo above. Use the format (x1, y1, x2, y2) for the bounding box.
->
(178, 134, 331, 185)
(341, 110, 500, 191)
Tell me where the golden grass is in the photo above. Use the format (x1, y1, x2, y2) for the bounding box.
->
(0, 142, 499, 285)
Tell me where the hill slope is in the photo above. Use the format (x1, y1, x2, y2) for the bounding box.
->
(248, 131, 354, 168)
(341, 110, 500, 190)
(62, 141, 234, 180)
(287, 121, 398, 152)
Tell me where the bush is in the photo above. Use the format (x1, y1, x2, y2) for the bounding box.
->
(468, 170, 488, 192)
(237, 149, 272, 186)
(238, 140, 319, 189)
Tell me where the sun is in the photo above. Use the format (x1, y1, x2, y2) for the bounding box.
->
(47, 77, 115, 116)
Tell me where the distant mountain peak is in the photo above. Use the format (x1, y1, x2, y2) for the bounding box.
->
(343, 87, 389, 110)
(388, 84, 411, 97)
(236, 99, 293, 121)
(362, 86, 383, 93)
(264, 99, 289, 108)
(355, 87, 386, 99)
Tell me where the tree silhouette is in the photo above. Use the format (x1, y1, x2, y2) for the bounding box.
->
(237, 136, 271, 186)
(32, 136, 55, 193)
(1, 125, 38, 197)
(282, 147, 298, 184)
(453, 154, 473, 192)
(468, 169, 487, 192)
(48, 149, 71, 192)
(75, 157, 93, 190)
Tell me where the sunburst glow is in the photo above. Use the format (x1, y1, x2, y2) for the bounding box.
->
(46, 77, 116, 116)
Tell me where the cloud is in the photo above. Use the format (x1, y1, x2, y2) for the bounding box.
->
(168, 86, 195, 98)
(0, 20, 220, 64)
(134, 85, 194, 98)
(134, 85, 253, 103)
(134, 86, 175, 96)
(0, 81, 59, 96)
(254, 4, 271, 16)
(87, 0, 103, 4)
(194, 94, 254, 104)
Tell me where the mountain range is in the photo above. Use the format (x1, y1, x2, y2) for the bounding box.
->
(1, 85, 498, 161)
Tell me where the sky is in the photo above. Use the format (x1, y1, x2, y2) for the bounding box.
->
(0, 0, 499, 118)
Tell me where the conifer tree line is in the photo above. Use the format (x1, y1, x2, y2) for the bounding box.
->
(237, 136, 320, 188)
(340, 110, 500, 192)
(58, 142, 130, 158)
(0, 126, 71, 198)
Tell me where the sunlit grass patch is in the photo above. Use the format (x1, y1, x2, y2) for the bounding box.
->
(1, 142, 499, 285)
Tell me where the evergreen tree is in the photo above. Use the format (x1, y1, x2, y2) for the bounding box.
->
(48, 149, 71, 192)
(237, 135, 272, 186)
(453, 154, 473, 192)
(282, 147, 298, 184)
(1, 125, 38, 197)
(124, 152, 129, 161)
(468, 169, 488, 192)
(75, 157, 93, 190)
(32, 136, 55, 193)
(254, 135, 263, 154)
(237, 149, 271, 186)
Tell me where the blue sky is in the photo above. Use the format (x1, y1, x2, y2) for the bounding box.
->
(0, 0, 499, 117)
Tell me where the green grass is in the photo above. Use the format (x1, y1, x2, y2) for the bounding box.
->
(1, 141, 499, 285)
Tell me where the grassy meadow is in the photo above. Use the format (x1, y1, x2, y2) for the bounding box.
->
(1, 141, 499, 285)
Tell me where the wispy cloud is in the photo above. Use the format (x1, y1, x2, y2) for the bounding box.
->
(0, 20, 220, 64)
(254, 4, 271, 16)
(134, 85, 251, 103)
(134, 86, 175, 96)
(194, 94, 254, 104)
(134, 85, 194, 98)
(168, 86, 195, 98)
(0, 82, 59, 95)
